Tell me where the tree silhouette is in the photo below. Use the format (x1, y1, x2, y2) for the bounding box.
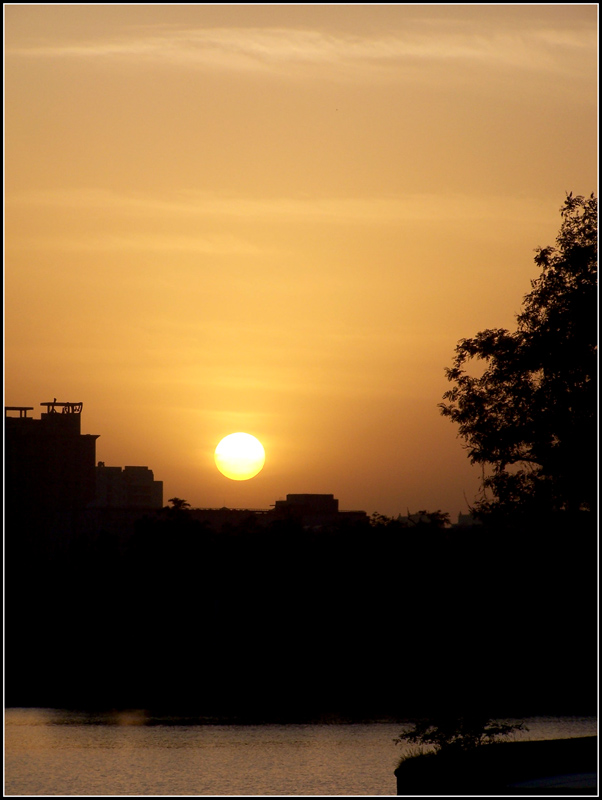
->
(439, 193, 597, 519)
(395, 714, 526, 754)
(369, 510, 450, 529)
(166, 497, 191, 511)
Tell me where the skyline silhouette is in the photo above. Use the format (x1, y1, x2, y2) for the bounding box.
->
(5, 395, 597, 719)
(4, 399, 475, 524)
(6, 439, 597, 721)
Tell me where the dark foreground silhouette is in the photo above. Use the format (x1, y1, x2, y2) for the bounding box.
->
(395, 736, 598, 795)
(6, 504, 596, 720)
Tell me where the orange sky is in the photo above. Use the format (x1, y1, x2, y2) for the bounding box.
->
(4, 4, 597, 517)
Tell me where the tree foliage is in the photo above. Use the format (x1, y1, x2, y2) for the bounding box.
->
(164, 497, 192, 515)
(370, 509, 450, 529)
(439, 193, 597, 518)
(395, 715, 526, 754)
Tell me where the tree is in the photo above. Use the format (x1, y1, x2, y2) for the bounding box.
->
(439, 193, 597, 519)
(395, 714, 526, 754)
(164, 497, 192, 515)
(407, 509, 450, 528)
(370, 510, 450, 529)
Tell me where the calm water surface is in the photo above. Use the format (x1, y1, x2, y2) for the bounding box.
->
(4, 709, 597, 796)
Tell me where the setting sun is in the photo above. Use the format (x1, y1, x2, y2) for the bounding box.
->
(214, 433, 266, 481)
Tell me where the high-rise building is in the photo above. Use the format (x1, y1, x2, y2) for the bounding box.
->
(5, 401, 99, 515)
(95, 464, 163, 509)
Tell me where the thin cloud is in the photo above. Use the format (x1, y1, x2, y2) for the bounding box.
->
(8, 187, 553, 226)
(8, 24, 595, 79)
(8, 232, 270, 256)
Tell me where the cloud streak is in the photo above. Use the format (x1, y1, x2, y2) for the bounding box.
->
(8, 187, 553, 227)
(8, 24, 595, 79)
(7, 231, 270, 256)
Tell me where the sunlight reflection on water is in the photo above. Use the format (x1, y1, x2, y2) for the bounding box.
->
(5, 709, 597, 796)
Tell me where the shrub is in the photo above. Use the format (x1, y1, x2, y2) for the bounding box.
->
(395, 714, 526, 754)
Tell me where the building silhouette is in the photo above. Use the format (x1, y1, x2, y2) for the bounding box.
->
(453, 511, 483, 528)
(274, 493, 339, 516)
(95, 463, 163, 509)
(5, 401, 360, 536)
(269, 493, 367, 528)
(5, 401, 99, 515)
(5, 402, 163, 530)
(189, 494, 367, 532)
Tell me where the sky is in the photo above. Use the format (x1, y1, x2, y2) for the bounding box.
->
(4, 4, 598, 518)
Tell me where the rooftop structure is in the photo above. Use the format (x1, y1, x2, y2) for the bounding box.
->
(274, 493, 339, 516)
(272, 493, 366, 528)
(5, 401, 99, 514)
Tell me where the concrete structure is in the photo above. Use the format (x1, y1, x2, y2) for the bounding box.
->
(95, 463, 163, 509)
(5, 400, 163, 526)
(190, 506, 270, 531)
(394, 736, 597, 795)
(274, 493, 339, 516)
(272, 493, 367, 528)
(5, 401, 99, 514)
(187, 494, 367, 532)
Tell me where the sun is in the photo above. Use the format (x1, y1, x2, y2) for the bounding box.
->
(214, 432, 265, 481)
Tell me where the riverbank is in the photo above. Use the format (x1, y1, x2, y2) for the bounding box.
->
(394, 736, 597, 795)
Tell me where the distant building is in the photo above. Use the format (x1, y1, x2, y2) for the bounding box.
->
(189, 506, 269, 530)
(188, 493, 367, 532)
(5, 401, 99, 514)
(454, 512, 483, 528)
(274, 493, 339, 517)
(95, 463, 163, 509)
(272, 493, 367, 528)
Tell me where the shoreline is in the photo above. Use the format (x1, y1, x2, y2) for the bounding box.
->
(5, 705, 597, 726)
(394, 736, 598, 795)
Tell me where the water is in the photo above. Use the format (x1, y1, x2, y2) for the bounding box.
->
(4, 709, 597, 796)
